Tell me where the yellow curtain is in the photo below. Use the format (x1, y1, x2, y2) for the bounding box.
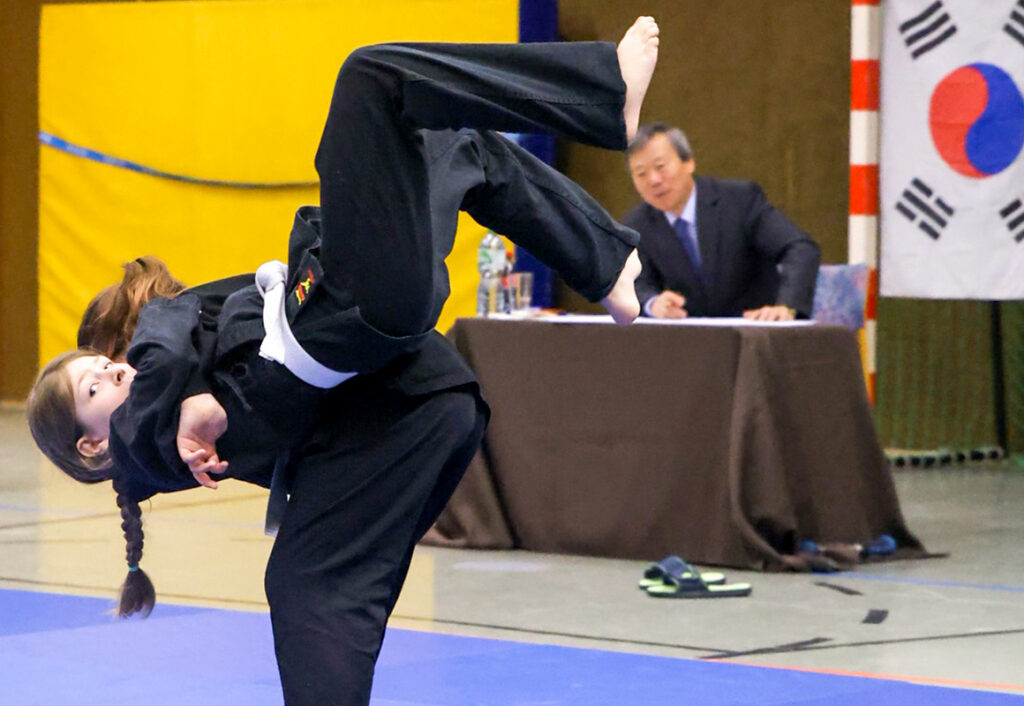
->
(38, 0, 518, 363)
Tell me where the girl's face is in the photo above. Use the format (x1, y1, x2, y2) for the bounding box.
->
(66, 355, 136, 454)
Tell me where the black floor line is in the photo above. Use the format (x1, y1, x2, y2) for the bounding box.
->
(701, 637, 833, 659)
(752, 627, 1024, 655)
(814, 581, 863, 596)
(0, 510, 114, 531)
(0, 575, 268, 609)
(395, 618, 1024, 662)
(0, 492, 266, 531)
(0, 575, 124, 596)
(0, 578, 745, 653)
(391, 612, 728, 652)
(701, 627, 1024, 660)
(4, 577, 1024, 663)
(0, 537, 110, 545)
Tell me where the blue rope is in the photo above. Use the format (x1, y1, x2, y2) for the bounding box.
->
(39, 131, 318, 189)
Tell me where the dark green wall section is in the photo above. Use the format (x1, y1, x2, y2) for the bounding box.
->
(557, 0, 849, 262)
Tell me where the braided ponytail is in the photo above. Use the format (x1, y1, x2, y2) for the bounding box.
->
(113, 477, 155, 618)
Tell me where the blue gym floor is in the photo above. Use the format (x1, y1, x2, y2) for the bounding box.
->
(1, 589, 1021, 706)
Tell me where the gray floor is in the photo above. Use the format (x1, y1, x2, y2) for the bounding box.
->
(405, 468, 1024, 693)
(1, 405, 1022, 696)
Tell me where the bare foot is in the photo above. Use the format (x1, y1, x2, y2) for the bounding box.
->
(601, 249, 642, 325)
(617, 16, 659, 141)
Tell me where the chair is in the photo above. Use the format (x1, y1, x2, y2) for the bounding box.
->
(811, 263, 868, 330)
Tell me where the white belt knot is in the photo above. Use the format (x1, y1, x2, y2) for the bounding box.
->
(255, 260, 355, 389)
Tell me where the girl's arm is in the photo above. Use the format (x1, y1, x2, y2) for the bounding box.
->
(111, 294, 213, 495)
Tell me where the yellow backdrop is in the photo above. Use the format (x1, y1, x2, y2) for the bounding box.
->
(38, 0, 519, 364)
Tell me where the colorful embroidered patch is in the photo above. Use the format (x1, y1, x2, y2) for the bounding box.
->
(293, 268, 316, 305)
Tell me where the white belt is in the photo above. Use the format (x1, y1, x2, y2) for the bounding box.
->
(255, 260, 356, 389)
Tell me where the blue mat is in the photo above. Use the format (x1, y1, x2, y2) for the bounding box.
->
(0, 589, 1018, 705)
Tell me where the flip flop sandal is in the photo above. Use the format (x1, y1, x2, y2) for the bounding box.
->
(645, 572, 752, 599)
(796, 541, 842, 573)
(637, 555, 726, 589)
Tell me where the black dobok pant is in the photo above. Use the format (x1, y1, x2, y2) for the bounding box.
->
(264, 40, 639, 705)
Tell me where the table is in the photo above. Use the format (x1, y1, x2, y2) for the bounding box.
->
(423, 316, 924, 570)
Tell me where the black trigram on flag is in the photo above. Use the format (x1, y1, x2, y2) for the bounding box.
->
(1001, 197, 1024, 243)
(900, 1, 958, 58)
(1006, 0, 1024, 47)
(896, 178, 955, 239)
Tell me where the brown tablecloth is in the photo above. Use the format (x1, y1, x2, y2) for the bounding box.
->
(423, 317, 923, 570)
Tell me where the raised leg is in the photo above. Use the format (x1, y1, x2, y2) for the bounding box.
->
(298, 29, 658, 371)
(422, 129, 639, 310)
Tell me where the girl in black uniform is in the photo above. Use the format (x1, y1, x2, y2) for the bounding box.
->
(28, 19, 659, 706)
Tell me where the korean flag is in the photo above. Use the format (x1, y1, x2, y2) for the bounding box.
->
(880, 0, 1024, 298)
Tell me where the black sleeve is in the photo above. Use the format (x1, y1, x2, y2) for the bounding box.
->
(111, 294, 207, 496)
(179, 274, 254, 398)
(744, 184, 821, 318)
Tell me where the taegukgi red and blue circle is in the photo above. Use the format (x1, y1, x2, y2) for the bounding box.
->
(928, 63, 1024, 179)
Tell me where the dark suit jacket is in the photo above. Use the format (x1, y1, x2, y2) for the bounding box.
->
(623, 175, 820, 318)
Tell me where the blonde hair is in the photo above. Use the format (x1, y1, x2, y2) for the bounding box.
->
(78, 256, 186, 359)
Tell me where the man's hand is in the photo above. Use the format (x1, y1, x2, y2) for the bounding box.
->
(651, 290, 688, 318)
(743, 305, 796, 322)
(176, 393, 229, 489)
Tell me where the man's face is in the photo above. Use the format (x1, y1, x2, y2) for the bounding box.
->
(628, 132, 696, 216)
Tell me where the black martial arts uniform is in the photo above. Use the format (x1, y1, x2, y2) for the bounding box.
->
(107, 41, 638, 706)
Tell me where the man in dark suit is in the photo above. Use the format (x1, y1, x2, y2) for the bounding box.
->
(624, 123, 820, 320)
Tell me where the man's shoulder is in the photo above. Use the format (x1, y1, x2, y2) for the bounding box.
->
(698, 175, 763, 200)
(622, 201, 658, 228)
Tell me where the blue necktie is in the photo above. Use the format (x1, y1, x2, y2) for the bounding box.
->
(673, 218, 706, 289)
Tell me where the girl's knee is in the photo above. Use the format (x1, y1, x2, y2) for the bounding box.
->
(338, 45, 372, 75)
(436, 390, 487, 448)
(359, 297, 435, 340)
(337, 44, 397, 82)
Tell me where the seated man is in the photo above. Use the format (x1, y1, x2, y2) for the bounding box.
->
(624, 123, 820, 320)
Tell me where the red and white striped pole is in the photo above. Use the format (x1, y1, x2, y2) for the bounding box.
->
(850, 0, 881, 402)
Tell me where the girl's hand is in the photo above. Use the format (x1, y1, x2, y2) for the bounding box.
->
(176, 393, 229, 489)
